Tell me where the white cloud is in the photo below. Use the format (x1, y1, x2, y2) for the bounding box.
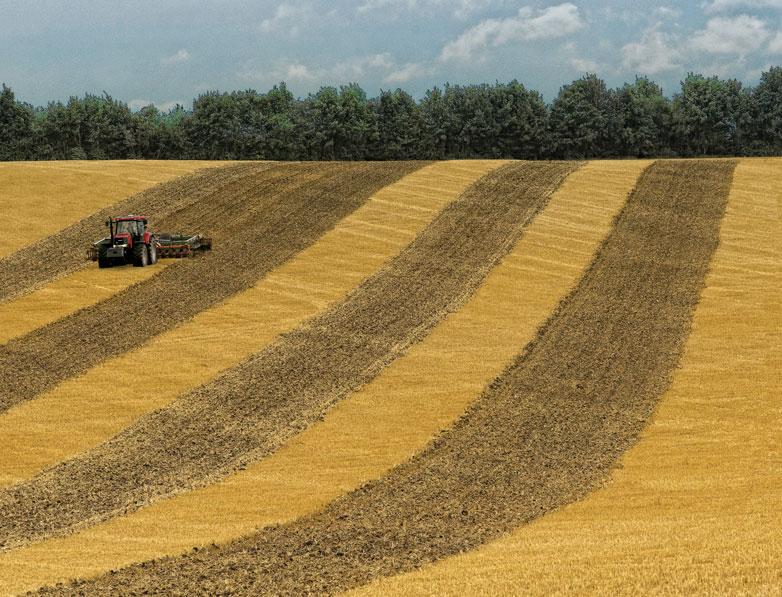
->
(691, 15, 770, 54)
(260, 2, 311, 36)
(655, 6, 681, 19)
(560, 42, 602, 73)
(622, 27, 682, 74)
(161, 49, 190, 66)
(282, 63, 317, 81)
(128, 99, 184, 112)
(382, 62, 432, 84)
(569, 57, 599, 72)
(769, 31, 782, 52)
(244, 53, 420, 87)
(330, 53, 395, 80)
(357, 0, 500, 20)
(440, 3, 584, 63)
(703, 0, 782, 13)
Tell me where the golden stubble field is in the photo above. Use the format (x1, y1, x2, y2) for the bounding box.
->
(0, 159, 778, 595)
(0, 160, 225, 258)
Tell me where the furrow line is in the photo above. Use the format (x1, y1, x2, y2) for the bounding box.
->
(0, 160, 577, 551)
(55, 159, 738, 595)
(355, 158, 780, 596)
(0, 162, 421, 413)
(0, 160, 486, 490)
(0, 160, 646, 594)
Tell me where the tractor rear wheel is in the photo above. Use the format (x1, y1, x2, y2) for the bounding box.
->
(132, 244, 149, 267)
(149, 242, 158, 265)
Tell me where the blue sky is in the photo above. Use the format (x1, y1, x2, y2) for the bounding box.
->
(2, 0, 782, 109)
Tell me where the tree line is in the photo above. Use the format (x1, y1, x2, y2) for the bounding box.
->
(2, 68, 781, 161)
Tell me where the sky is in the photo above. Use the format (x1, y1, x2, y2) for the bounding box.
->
(2, 0, 782, 110)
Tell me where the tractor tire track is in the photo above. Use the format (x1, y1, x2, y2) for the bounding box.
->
(0, 160, 579, 551)
(0, 162, 422, 413)
(0, 162, 265, 304)
(50, 159, 737, 595)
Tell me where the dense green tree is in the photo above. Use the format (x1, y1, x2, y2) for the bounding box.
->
(37, 98, 85, 159)
(369, 89, 422, 159)
(611, 77, 672, 157)
(2, 69, 782, 162)
(491, 81, 548, 159)
(262, 83, 299, 160)
(754, 66, 782, 153)
(672, 74, 753, 156)
(0, 84, 34, 160)
(547, 74, 613, 158)
(299, 84, 374, 160)
(185, 91, 244, 159)
(448, 85, 496, 157)
(31, 93, 137, 159)
(185, 85, 300, 160)
(157, 105, 189, 158)
(418, 86, 449, 159)
(416, 82, 546, 159)
(80, 93, 137, 159)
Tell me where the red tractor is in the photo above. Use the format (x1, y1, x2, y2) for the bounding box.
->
(94, 215, 157, 268)
(88, 215, 212, 268)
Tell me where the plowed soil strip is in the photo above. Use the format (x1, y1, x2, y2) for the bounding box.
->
(57, 159, 736, 595)
(0, 161, 577, 552)
(355, 158, 781, 596)
(0, 162, 421, 413)
(0, 160, 225, 260)
(0, 161, 494, 488)
(0, 162, 261, 303)
(0, 161, 646, 594)
(0, 265, 170, 345)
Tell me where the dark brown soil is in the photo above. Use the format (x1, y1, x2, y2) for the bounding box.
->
(0, 161, 579, 552)
(0, 161, 423, 414)
(44, 159, 737, 596)
(0, 163, 266, 304)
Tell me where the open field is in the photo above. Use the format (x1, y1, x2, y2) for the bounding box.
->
(357, 158, 782, 596)
(0, 161, 420, 413)
(0, 160, 496, 487)
(0, 159, 778, 595)
(0, 160, 226, 260)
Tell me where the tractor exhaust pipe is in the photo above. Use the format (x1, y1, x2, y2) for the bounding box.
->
(107, 218, 115, 245)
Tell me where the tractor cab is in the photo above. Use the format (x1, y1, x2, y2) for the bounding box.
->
(108, 216, 148, 248)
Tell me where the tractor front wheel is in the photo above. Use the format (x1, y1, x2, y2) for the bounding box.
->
(132, 244, 149, 267)
(98, 247, 112, 269)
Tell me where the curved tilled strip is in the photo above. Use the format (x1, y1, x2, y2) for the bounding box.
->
(0, 160, 579, 551)
(0, 161, 422, 413)
(353, 162, 782, 596)
(0, 161, 646, 596)
(0, 162, 262, 303)
(0, 160, 493, 489)
(50, 159, 738, 595)
(0, 265, 170, 346)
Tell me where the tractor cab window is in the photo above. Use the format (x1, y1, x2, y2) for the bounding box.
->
(115, 220, 143, 237)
